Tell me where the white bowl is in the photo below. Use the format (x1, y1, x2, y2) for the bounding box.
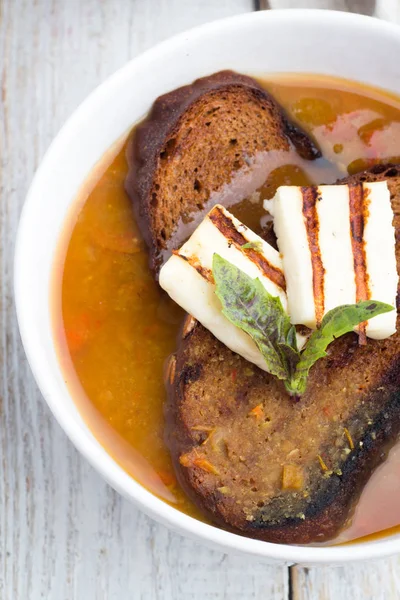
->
(15, 9, 400, 565)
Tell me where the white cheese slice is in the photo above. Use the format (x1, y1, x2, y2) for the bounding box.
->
(363, 181, 397, 339)
(159, 205, 287, 372)
(264, 182, 398, 339)
(316, 185, 356, 314)
(264, 187, 315, 327)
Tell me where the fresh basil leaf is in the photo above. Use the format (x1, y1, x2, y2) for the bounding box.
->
(212, 254, 394, 398)
(286, 301, 394, 395)
(242, 241, 263, 251)
(212, 253, 299, 380)
(278, 339, 299, 377)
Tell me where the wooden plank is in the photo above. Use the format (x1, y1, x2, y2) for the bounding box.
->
(256, 2, 400, 600)
(262, 0, 400, 21)
(262, 0, 376, 15)
(0, 0, 291, 598)
(291, 558, 400, 600)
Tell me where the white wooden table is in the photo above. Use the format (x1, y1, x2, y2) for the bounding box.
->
(2, 1, 400, 598)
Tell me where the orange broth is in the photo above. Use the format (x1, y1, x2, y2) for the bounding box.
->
(56, 74, 400, 532)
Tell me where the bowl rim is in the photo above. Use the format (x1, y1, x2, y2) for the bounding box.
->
(14, 8, 400, 564)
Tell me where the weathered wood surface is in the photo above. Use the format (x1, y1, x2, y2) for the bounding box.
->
(1, 0, 400, 598)
(262, 0, 400, 21)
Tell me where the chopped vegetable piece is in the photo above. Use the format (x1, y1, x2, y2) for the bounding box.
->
(344, 427, 355, 450)
(157, 470, 177, 487)
(317, 454, 329, 472)
(179, 453, 219, 475)
(193, 457, 219, 475)
(282, 464, 304, 491)
(179, 453, 192, 467)
(201, 429, 217, 446)
(64, 312, 103, 353)
(248, 404, 263, 418)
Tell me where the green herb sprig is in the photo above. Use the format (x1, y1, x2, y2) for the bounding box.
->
(241, 241, 264, 251)
(212, 254, 394, 397)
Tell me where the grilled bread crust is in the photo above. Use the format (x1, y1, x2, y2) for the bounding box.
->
(125, 70, 320, 275)
(164, 165, 400, 544)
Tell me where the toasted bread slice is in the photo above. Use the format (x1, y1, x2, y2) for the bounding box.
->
(125, 70, 320, 274)
(164, 164, 400, 544)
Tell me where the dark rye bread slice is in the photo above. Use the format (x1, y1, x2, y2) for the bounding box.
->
(125, 70, 320, 274)
(164, 164, 400, 545)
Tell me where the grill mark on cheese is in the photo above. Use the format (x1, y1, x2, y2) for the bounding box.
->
(173, 250, 214, 283)
(208, 206, 286, 291)
(349, 183, 370, 345)
(301, 186, 325, 326)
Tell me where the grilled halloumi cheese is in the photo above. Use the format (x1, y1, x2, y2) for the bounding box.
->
(264, 181, 398, 340)
(159, 205, 287, 371)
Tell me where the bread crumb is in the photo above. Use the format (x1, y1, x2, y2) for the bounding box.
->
(248, 191, 261, 204)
